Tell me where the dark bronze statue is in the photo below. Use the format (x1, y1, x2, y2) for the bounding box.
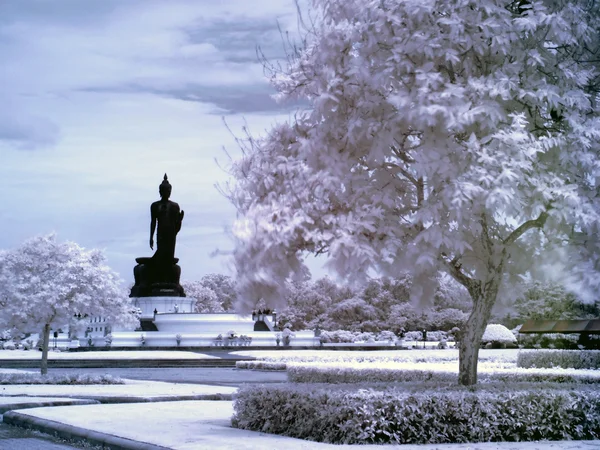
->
(131, 174, 186, 298)
(150, 174, 184, 262)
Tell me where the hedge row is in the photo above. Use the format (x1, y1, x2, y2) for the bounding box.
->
(236, 350, 516, 371)
(0, 373, 124, 385)
(517, 350, 600, 370)
(286, 363, 600, 384)
(236, 360, 287, 371)
(232, 384, 600, 444)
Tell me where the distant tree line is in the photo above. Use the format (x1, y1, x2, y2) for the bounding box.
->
(185, 273, 598, 333)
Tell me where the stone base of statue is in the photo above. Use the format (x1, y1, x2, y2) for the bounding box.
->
(130, 257, 186, 298)
(133, 296, 195, 320)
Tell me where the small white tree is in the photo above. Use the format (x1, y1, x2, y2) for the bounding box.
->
(228, 0, 600, 385)
(182, 280, 224, 313)
(199, 273, 237, 311)
(0, 234, 139, 374)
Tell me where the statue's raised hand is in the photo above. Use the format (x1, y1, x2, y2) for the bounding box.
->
(180, 210, 185, 221)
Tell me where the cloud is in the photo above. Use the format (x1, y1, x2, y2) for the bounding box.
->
(81, 82, 289, 115)
(0, 0, 301, 150)
(184, 17, 292, 63)
(0, 101, 60, 149)
(0, 0, 331, 283)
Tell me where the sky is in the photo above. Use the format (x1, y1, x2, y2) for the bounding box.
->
(0, 0, 326, 285)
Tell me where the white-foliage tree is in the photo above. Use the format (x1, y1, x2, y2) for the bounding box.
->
(228, 0, 600, 385)
(0, 234, 139, 374)
(512, 279, 597, 321)
(279, 279, 336, 330)
(199, 273, 237, 311)
(181, 280, 224, 313)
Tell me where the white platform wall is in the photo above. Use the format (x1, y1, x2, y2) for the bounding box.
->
(103, 308, 319, 348)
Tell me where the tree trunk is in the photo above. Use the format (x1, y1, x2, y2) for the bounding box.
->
(458, 279, 501, 386)
(41, 323, 50, 376)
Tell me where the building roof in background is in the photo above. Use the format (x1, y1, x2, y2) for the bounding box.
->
(520, 319, 600, 334)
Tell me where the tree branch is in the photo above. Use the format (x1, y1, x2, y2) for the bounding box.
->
(417, 177, 424, 207)
(440, 254, 477, 293)
(503, 210, 550, 246)
(383, 162, 418, 187)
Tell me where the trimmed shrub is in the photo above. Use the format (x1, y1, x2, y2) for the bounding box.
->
(319, 330, 358, 343)
(232, 384, 600, 444)
(404, 330, 449, 342)
(286, 362, 600, 384)
(518, 350, 600, 370)
(404, 331, 423, 341)
(376, 330, 397, 342)
(236, 360, 287, 371)
(482, 324, 516, 345)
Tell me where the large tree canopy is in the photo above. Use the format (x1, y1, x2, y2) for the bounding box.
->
(229, 0, 600, 384)
(0, 234, 138, 374)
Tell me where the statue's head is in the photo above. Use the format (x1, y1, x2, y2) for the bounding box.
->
(159, 173, 172, 199)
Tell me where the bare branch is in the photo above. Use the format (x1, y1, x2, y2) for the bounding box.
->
(390, 144, 415, 164)
(417, 177, 424, 207)
(383, 162, 418, 187)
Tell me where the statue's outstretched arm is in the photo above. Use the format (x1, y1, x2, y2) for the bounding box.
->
(176, 210, 184, 233)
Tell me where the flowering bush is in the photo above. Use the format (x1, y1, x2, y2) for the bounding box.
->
(376, 330, 397, 342)
(2, 341, 16, 350)
(426, 331, 448, 342)
(518, 350, 600, 370)
(233, 384, 600, 444)
(319, 330, 357, 343)
(518, 333, 580, 350)
(320, 330, 402, 343)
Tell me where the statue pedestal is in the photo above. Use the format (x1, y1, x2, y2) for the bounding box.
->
(130, 257, 185, 298)
(133, 296, 195, 320)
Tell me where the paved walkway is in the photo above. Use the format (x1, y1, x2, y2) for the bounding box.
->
(1, 383, 599, 450)
(0, 351, 598, 449)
